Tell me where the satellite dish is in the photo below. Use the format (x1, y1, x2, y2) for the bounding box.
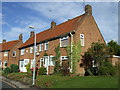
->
(29, 26, 34, 29)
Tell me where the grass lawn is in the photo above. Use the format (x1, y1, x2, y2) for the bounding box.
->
(3, 72, 118, 88)
(53, 76, 118, 88)
(35, 75, 118, 88)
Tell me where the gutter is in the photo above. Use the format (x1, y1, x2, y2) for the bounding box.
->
(70, 32, 73, 73)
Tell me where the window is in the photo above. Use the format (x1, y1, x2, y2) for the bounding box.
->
(0, 61, 2, 67)
(40, 58, 44, 67)
(49, 56, 55, 66)
(80, 34, 84, 46)
(4, 60, 7, 67)
(4, 51, 8, 57)
(60, 36, 68, 47)
(30, 59, 35, 68)
(21, 49, 25, 55)
(12, 51, 16, 57)
(45, 42, 49, 50)
(39, 44, 43, 51)
(61, 56, 68, 60)
(30, 47, 33, 53)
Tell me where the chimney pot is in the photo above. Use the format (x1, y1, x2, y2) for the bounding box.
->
(2, 39, 6, 43)
(85, 4, 92, 15)
(51, 21, 56, 29)
(19, 34, 23, 41)
(30, 31, 35, 37)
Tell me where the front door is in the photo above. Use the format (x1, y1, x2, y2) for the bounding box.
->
(19, 59, 29, 72)
(43, 56, 49, 74)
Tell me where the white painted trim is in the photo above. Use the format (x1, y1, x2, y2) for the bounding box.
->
(80, 34, 85, 46)
(60, 36, 69, 47)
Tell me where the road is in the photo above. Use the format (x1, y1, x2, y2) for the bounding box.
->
(0, 80, 18, 90)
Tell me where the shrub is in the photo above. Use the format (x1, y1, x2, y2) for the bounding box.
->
(61, 62, 70, 76)
(3, 67, 11, 74)
(98, 61, 116, 76)
(38, 67, 47, 75)
(10, 64, 19, 73)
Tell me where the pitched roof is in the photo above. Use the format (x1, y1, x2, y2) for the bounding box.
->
(20, 14, 85, 48)
(0, 40, 20, 51)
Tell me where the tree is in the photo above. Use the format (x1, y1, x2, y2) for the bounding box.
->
(107, 40, 120, 56)
(66, 41, 82, 75)
(54, 45, 61, 73)
(83, 41, 117, 76)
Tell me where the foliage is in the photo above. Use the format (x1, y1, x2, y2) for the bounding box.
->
(61, 61, 70, 76)
(66, 41, 82, 75)
(26, 63, 32, 75)
(10, 64, 19, 73)
(38, 67, 47, 75)
(44, 52, 48, 56)
(98, 61, 117, 76)
(107, 40, 120, 56)
(54, 45, 61, 73)
(3, 67, 11, 74)
(83, 42, 117, 76)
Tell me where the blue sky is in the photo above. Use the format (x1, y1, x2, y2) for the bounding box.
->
(1, 2, 118, 44)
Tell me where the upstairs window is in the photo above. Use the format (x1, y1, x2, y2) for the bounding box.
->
(39, 43, 43, 51)
(12, 51, 16, 57)
(60, 36, 68, 47)
(80, 34, 84, 46)
(45, 42, 49, 50)
(21, 49, 25, 55)
(4, 51, 8, 57)
(30, 47, 33, 53)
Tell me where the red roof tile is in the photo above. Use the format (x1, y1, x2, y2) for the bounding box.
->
(0, 40, 20, 51)
(20, 14, 85, 48)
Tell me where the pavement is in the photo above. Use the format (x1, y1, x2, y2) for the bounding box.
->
(0, 75, 40, 90)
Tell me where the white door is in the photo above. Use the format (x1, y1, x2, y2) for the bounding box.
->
(19, 59, 29, 72)
(19, 60, 24, 72)
(44, 56, 49, 74)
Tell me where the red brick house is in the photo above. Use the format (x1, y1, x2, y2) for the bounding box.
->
(19, 5, 105, 75)
(0, 34, 23, 69)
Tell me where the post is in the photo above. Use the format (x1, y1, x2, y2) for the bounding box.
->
(32, 32, 36, 85)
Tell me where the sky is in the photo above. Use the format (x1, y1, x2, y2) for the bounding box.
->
(1, 1, 119, 44)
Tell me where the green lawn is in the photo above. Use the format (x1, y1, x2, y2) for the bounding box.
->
(3, 72, 118, 88)
(53, 76, 118, 88)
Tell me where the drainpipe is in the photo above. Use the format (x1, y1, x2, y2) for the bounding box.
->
(70, 32, 73, 73)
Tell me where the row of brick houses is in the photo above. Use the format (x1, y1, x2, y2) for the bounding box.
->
(0, 5, 118, 75)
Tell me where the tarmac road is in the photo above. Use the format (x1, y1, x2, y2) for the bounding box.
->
(0, 80, 18, 90)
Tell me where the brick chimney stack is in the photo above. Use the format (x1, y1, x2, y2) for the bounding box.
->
(30, 31, 35, 37)
(2, 39, 6, 43)
(19, 34, 23, 41)
(51, 21, 56, 29)
(85, 4, 92, 15)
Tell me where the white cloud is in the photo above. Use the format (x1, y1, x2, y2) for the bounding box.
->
(3, 27, 28, 41)
(24, 2, 84, 23)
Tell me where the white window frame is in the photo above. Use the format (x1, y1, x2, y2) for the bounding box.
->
(49, 56, 55, 66)
(30, 47, 33, 53)
(60, 36, 69, 47)
(30, 59, 35, 68)
(21, 49, 25, 55)
(4, 51, 8, 57)
(12, 51, 16, 57)
(39, 43, 43, 51)
(61, 56, 68, 61)
(40, 58, 44, 67)
(45, 42, 49, 50)
(4, 60, 7, 67)
(80, 34, 84, 46)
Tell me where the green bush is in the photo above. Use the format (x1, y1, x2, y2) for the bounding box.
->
(98, 61, 116, 76)
(61, 62, 70, 76)
(38, 67, 47, 75)
(10, 64, 19, 73)
(3, 67, 11, 74)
